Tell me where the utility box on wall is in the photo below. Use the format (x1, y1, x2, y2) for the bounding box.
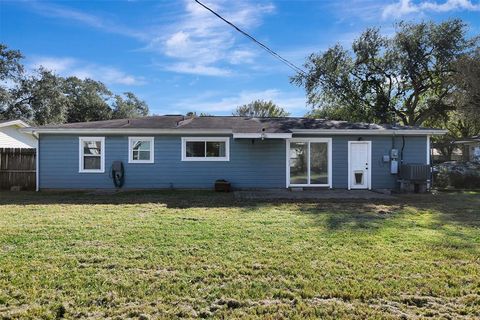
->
(390, 149, 399, 174)
(390, 149, 398, 159)
(390, 160, 398, 174)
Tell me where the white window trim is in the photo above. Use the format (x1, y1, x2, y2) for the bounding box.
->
(181, 137, 230, 161)
(286, 138, 332, 188)
(347, 141, 372, 190)
(128, 136, 154, 164)
(426, 135, 430, 165)
(36, 138, 39, 191)
(79, 137, 105, 173)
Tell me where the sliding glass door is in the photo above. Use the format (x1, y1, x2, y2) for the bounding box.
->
(288, 138, 332, 187)
(289, 142, 308, 184)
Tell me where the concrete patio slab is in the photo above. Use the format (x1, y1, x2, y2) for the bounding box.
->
(234, 189, 394, 200)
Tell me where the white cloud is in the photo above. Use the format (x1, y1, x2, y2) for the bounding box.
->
(147, 0, 275, 76)
(329, 1, 387, 22)
(32, 57, 77, 73)
(31, 57, 144, 86)
(165, 63, 231, 77)
(26, 0, 275, 77)
(96, 67, 142, 85)
(382, 0, 480, 19)
(29, 1, 147, 40)
(229, 50, 256, 65)
(171, 89, 307, 115)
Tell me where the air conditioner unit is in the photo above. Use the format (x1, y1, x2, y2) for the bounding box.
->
(400, 164, 430, 181)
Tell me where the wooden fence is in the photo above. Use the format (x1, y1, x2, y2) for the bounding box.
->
(0, 148, 36, 190)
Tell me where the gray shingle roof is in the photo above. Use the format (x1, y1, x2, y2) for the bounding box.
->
(34, 115, 439, 133)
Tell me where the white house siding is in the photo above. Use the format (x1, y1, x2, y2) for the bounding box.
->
(0, 125, 37, 148)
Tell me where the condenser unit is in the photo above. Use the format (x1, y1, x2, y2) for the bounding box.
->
(400, 164, 430, 181)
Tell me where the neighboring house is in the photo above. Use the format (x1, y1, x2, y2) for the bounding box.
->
(23, 116, 446, 191)
(432, 147, 463, 163)
(0, 120, 37, 148)
(455, 135, 480, 162)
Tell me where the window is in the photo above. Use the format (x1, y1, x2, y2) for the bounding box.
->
(287, 138, 332, 187)
(181, 137, 229, 161)
(79, 137, 104, 173)
(128, 137, 154, 163)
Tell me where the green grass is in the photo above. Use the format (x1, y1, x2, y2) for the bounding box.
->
(0, 191, 479, 319)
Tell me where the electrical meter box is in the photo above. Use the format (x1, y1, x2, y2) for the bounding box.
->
(391, 149, 399, 159)
(391, 159, 398, 174)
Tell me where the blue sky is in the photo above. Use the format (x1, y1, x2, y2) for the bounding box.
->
(1, 0, 479, 116)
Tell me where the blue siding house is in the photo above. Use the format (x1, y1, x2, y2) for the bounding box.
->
(25, 116, 446, 191)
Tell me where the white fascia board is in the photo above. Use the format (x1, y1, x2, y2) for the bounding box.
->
(22, 127, 447, 136)
(454, 139, 480, 144)
(233, 133, 292, 139)
(5, 121, 38, 139)
(21, 128, 233, 135)
(290, 129, 447, 136)
(0, 120, 30, 128)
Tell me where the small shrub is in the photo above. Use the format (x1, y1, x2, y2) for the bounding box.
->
(433, 162, 480, 189)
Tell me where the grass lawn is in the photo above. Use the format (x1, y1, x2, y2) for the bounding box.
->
(0, 191, 479, 319)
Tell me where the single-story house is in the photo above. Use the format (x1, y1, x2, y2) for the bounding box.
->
(0, 120, 37, 149)
(454, 135, 480, 162)
(23, 115, 446, 191)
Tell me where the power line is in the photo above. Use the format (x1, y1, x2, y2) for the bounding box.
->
(193, 0, 305, 75)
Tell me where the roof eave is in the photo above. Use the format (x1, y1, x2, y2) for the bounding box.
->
(21, 128, 233, 135)
(290, 129, 447, 136)
(0, 120, 30, 129)
(21, 127, 448, 136)
(232, 133, 292, 139)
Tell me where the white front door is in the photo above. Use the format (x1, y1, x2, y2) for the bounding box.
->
(348, 141, 371, 189)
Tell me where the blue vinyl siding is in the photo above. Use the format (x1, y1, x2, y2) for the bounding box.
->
(326, 135, 427, 189)
(39, 135, 286, 189)
(39, 134, 427, 190)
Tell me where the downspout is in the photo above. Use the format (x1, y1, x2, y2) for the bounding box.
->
(427, 135, 431, 191)
(400, 135, 405, 166)
(392, 130, 396, 163)
(36, 132, 39, 192)
(391, 131, 398, 186)
(397, 135, 405, 181)
(426, 135, 431, 165)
